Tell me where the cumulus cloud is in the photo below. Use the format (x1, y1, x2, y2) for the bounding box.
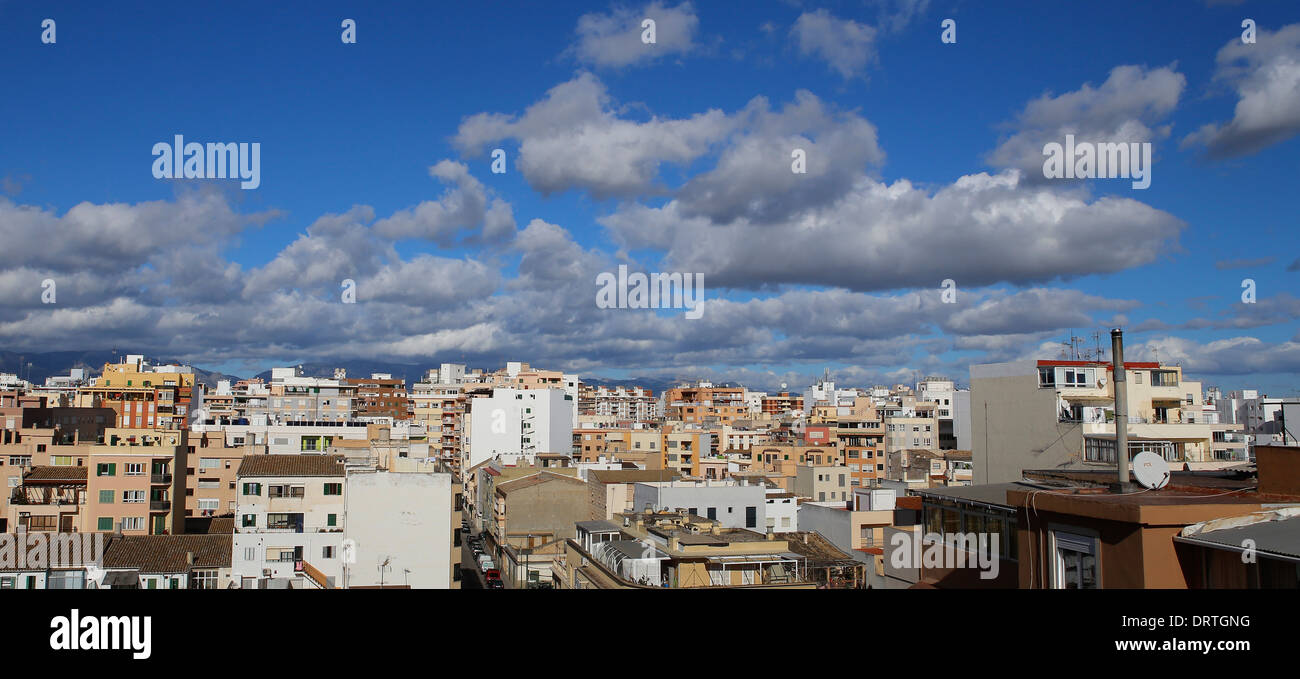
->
(791, 10, 878, 79)
(567, 1, 701, 68)
(1183, 23, 1300, 158)
(988, 65, 1185, 182)
(601, 170, 1184, 292)
(453, 73, 734, 199)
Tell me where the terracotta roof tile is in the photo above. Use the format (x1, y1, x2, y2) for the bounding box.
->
(237, 454, 345, 478)
(102, 534, 233, 573)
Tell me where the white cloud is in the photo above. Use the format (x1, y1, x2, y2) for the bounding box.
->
(1182, 23, 1300, 158)
(988, 65, 1185, 181)
(790, 9, 878, 79)
(567, 1, 700, 68)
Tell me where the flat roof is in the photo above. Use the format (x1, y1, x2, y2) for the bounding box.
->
(911, 482, 1049, 509)
(576, 520, 621, 534)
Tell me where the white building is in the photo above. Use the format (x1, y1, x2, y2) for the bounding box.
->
(343, 469, 453, 589)
(466, 388, 574, 469)
(231, 455, 348, 589)
(765, 488, 798, 533)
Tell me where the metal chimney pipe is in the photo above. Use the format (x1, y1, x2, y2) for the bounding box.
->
(1110, 329, 1129, 488)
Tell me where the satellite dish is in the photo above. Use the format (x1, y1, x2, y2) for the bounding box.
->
(1132, 451, 1170, 490)
(780, 383, 787, 390)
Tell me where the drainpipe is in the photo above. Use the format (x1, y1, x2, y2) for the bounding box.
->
(1111, 329, 1131, 491)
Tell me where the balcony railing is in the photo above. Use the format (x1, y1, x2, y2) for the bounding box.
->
(150, 500, 171, 511)
(151, 473, 172, 485)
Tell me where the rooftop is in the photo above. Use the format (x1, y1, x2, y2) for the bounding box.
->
(102, 534, 233, 573)
(23, 465, 88, 483)
(237, 454, 346, 478)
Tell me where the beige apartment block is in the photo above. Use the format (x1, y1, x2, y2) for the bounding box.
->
(185, 431, 247, 519)
(85, 428, 188, 536)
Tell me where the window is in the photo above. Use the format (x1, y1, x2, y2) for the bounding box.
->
(198, 499, 219, 512)
(191, 570, 219, 590)
(1151, 370, 1178, 387)
(122, 517, 144, 531)
(1134, 371, 1143, 384)
(1052, 530, 1099, 589)
(98, 490, 114, 504)
(1038, 367, 1056, 387)
(327, 513, 338, 527)
(123, 490, 146, 503)
(97, 517, 114, 531)
(125, 463, 144, 476)
(745, 506, 757, 528)
(323, 483, 342, 496)
(242, 514, 256, 527)
(268, 485, 305, 499)
(199, 458, 220, 469)
(96, 463, 116, 477)
(322, 546, 335, 559)
(242, 483, 262, 496)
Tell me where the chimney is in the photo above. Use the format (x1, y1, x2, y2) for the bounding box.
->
(668, 536, 680, 551)
(1111, 329, 1132, 491)
(186, 551, 195, 566)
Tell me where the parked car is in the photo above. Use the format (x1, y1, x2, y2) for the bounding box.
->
(485, 578, 504, 589)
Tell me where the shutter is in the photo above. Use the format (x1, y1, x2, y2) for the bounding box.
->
(1053, 531, 1095, 554)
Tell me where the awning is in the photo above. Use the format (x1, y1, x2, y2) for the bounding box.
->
(103, 570, 140, 588)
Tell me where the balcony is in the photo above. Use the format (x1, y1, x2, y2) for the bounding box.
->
(150, 500, 171, 511)
(151, 473, 172, 485)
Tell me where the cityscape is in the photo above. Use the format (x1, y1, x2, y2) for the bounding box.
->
(0, 349, 1295, 590)
(0, 2, 1298, 664)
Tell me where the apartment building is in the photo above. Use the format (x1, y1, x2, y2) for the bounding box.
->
(491, 471, 589, 550)
(661, 429, 712, 477)
(231, 454, 347, 589)
(795, 465, 853, 503)
(970, 359, 1249, 484)
(267, 367, 357, 424)
(342, 373, 410, 421)
(84, 428, 188, 536)
(184, 430, 248, 519)
(587, 469, 678, 520)
(580, 385, 658, 422)
(465, 388, 574, 469)
(838, 413, 885, 486)
(6, 465, 87, 534)
(563, 512, 860, 588)
(410, 379, 467, 463)
(761, 392, 804, 417)
(633, 479, 767, 530)
(663, 383, 748, 425)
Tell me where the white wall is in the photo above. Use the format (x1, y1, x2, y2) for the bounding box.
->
(344, 471, 452, 589)
(467, 388, 574, 469)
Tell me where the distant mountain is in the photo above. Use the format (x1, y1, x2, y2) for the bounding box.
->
(0, 350, 243, 389)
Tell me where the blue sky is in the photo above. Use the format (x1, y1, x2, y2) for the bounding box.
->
(1, 0, 1297, 395)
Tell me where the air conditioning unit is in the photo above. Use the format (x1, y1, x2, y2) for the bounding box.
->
(262, 569, 272, 578)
